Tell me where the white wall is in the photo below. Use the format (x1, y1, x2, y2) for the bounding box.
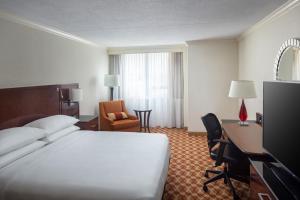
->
(238, 3, 300, 119)
(187, 39, 238, 132)
(0, 17, 109, 115)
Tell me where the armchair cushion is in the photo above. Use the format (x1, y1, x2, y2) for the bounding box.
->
(110, 119, 140, 130)
(107, 112, 128, 121)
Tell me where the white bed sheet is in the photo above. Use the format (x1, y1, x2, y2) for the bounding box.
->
(0, 131, 170, 200)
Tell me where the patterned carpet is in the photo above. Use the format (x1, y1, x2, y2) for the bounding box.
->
(150, 127, 249, 200)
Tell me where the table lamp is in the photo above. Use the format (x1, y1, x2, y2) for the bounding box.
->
(70, 88, 83, 102)
(228, 80, 257, 126)
(104, 74, 120, 100)
(69, 88, 83, 118)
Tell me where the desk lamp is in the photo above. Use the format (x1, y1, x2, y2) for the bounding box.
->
(229, 80, 257, 126)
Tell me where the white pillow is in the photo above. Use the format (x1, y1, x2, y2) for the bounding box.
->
(42, 125, 80, 143)
(25, 115, 79, 135)
(0, 141, 46, 169)
(0, 127, 46, 156)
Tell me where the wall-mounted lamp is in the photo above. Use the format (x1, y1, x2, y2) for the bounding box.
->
(59, 88, 83, 118)
(104, 74, 120, 100)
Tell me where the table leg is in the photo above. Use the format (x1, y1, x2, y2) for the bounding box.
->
(147, 111, 151, 133)
(143, 111, 147, 132)
(134, 110, 138, 118)
(138, 111, 142, 132)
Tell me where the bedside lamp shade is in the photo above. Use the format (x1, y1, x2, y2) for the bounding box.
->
(104, 74, 120, 101)
(104, 74, 120, 87)
(70, 88, 83, 102)
(228, 80, 257, 98)
(228, 80, 257, 125)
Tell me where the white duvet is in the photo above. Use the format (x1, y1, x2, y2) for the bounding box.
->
(0, 131, 170, 200)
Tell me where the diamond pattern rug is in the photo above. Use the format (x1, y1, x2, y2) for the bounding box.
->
(150, 127, 249, 200)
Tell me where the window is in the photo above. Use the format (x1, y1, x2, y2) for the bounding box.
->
(109, 52, 183, 128)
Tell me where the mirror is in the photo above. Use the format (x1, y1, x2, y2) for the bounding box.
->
(274, 38, 300, 81)
(278, 47, 300, 80)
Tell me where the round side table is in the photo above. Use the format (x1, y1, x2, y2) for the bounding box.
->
(134, 109, 152, 133)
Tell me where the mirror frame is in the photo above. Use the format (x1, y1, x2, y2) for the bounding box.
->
(274, 38, 300, 80)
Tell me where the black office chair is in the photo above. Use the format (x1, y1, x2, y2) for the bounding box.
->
(201, 113, 239, 200)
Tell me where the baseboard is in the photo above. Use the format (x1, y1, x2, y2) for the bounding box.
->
(187, 131, 207, 136)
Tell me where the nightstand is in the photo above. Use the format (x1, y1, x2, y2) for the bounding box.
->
(76, 115, 98, 131)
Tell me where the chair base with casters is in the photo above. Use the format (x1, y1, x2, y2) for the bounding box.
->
(203, 165, 240, 200)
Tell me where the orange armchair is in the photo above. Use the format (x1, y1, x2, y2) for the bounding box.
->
(99, 100, 140, 132)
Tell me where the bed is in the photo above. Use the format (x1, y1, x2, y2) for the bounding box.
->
(0, 85, 170, 200)
(0, 130, 169, 200)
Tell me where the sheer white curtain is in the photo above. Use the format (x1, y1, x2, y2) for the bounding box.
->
(109, 52, 183, 128)
(109, 55, 121, 99)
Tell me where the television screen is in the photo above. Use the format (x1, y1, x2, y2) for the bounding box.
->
(263, 81, 300, 180)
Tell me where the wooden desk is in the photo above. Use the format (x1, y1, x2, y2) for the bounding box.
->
(222, 120, 281, 199)
(222, 120, 265, 155)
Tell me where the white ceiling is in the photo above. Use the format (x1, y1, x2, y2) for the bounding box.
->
(0, 0, 288, 47)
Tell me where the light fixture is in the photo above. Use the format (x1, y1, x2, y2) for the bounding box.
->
(228, 80, 257, 125)
(104, 74, 120, 100)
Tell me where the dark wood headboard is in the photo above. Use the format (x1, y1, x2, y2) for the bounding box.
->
(0, 83, 79, 129)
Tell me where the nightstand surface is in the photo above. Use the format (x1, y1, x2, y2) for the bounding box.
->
(77, 115, 98, 131)
(79, 115, 97, 122)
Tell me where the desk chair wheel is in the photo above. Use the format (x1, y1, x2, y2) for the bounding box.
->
(202, 185, 208, 192)
(204, 171, 209, 178)
(233, 194, 240, 200)
(224, 177, 228, 184)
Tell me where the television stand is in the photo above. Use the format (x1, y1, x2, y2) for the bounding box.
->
(263, 162, 300, 200)
(249, 159, 300, 200)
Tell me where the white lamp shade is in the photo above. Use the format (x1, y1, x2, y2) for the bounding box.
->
(70, 88, 83, 102)
(228, 80, 257, 98)
(104, 74, 120, 87)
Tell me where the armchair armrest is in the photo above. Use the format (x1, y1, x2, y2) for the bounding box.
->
(103, 116, 113, 123)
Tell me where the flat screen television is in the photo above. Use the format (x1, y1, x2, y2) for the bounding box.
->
(263, 81, 300, 181)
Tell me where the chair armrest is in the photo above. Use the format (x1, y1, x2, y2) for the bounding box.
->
(213, 139, 230, 144)
(223, 155, 238, 164)
(127, 114, 138, 120)
(213, 139, 231, 166)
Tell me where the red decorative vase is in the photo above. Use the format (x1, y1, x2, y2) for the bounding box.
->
(239, 99, 248, 122)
